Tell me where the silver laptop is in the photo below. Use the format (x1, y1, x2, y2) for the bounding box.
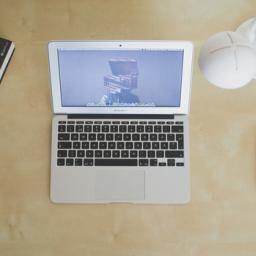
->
(48, 40, 193, 204)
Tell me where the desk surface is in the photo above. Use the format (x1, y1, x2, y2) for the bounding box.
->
(1, 0, 256, 255)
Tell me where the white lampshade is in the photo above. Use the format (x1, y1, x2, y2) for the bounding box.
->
(199, 18, 256, 89)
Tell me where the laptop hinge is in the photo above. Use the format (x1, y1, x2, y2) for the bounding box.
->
(67, 114, 175, 119)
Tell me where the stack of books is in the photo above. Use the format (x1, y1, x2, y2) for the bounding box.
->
(0, 38, 15, 82)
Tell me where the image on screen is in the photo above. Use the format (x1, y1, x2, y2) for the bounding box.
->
(58, 49, 184, 107)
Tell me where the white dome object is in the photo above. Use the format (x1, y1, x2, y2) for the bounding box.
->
(199, 31, 256, 89)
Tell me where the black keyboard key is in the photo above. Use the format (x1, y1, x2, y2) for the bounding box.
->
(106, 134, 114, 141)
(68, 150, 76, 157)
(57, 158, 65, 166)
(119, 125, 127, 132)
(115, 134, 122, 141)
(58, 133, 70, 141)
(156, 150, 164, 158)
(89, 133, 96, 141)
(76, 121, 84, 124)
(104, 150, 111, 158)
(139, 121, 147, 124)
(176, 134, 184, 140)
(139, 159, 148, 166)
(59, 121, 66, 124)
(67, 121, 75, 124)
(163, 126, 170, 133)
(124, 134, 131, 141)
(58, 125, 66, 132)
(73, 142, 81, 149)
(130, 121, 137, 124)
(108, 142, 116, 149)
(150, 159, 158, 166)
(112, 121, 120, 124)
(86, 150, 94, 157)
(95, 159, 137, 166)
(176, 162, 184, 167)
(152, 142, 159, 149)
(161, 142, 168, 149)
(137, 125, 144, 132)
(97, 133, 105, 141)
(99, 142, 107, 149)
(110, 125, 118, 132)
(159, 134, 166, 141)
(139, 150, 147, 158)
(121, 121, 129, 124)
(93, 125, 100, 132)
(57, 150, 67, 157)
(117, 142, 124, 149)
(178, 141, 184, 150)
(130, 150, 137, 158)
(76, 125, 83, 132)
(148, 150, 155, 158)
(75, 159, 83, 166)
(112, 150, 120, 158)
(126, 142, 133, 149)
(80, 133, 87, 141)
(145, 125, 153, 132)
(167, 159, 175, 166)
(128, 125, 135, 132)
(103, 121, 111, 124)
(91, 142, 98, 149)
(84, 159, 93, 166)
(67, 125, 74, 132)
(167, 134, 175, 141)
(58, 142, 72, 149)
(159, 162, 166, 166)
(95, 150, 102, 158)
(150, 134, 157, 141)
(134, 142, 142, 149)
(71, 133, 79, 141)
(148, 121, 156, 124)
(77, 150, 85, 157)
(66, 158, 74, 166)
(102, 125, 109, 132)
(82, 142, 89, 149)
(84, 125, 92, 132)
(165, 150, 184, 158)
(172, 126, 184, 133)
(157, 121, 165, 124)
(94, 121, 102, 124)
(143, 142, 151, 149)
(121, 150, 129, 158)
(132, 134, 140, 141)
(141, 134, 148, 141)
(154, 126, 161, 133)
(169, 142, 177, 149)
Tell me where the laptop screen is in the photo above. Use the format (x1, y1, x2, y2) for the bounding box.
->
(57, 49, 184, 107)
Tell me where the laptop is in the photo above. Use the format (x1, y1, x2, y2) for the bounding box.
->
(48, 40, 193, 204)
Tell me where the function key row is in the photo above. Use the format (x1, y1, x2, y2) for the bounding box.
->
(58, 120, 183, 125)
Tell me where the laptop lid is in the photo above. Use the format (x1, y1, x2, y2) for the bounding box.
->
(48, 41, 193, 115)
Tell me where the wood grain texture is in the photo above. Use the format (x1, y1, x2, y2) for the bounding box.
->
(0, 0, 256, 255)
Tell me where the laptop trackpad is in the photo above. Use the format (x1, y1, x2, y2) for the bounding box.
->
(95, 170, 145, 201)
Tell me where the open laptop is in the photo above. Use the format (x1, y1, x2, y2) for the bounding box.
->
(48, 40, 193, 204)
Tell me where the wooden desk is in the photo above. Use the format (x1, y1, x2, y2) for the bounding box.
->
(1, 0, 256, 255)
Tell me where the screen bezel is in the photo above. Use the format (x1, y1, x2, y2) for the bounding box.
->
(48, 40, 193, 114)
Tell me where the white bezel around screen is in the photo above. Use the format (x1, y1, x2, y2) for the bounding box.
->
(48, 40, 193, 115)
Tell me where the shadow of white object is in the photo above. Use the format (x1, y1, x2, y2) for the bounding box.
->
(199, 17, 256, 89)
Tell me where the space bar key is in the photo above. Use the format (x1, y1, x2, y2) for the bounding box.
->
(95, 159, 137, 166)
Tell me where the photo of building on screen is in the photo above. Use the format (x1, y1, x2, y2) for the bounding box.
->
(101, 59, 140, 106)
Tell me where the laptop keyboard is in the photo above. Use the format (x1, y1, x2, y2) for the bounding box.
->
(56, 120, 185, 167)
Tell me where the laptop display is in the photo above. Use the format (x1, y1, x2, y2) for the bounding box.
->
(57, 49, 184, 108)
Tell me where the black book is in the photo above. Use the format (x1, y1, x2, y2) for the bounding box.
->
(0, 38, 15, 82)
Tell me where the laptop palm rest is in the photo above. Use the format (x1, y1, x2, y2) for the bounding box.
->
(95, 170, 145, 201)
